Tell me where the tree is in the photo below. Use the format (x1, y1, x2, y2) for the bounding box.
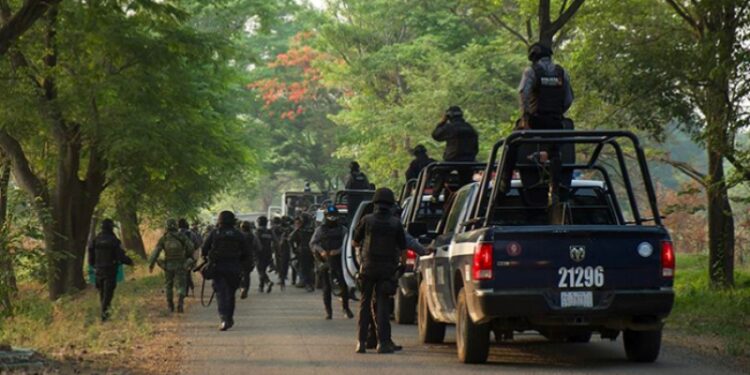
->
(568, 0, 750, 287)
(0, 0, 266, 298)
(0, 0, 61, 56)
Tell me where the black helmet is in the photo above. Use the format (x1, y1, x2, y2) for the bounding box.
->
(528, 42, 553, 62)
(350, 161, 360, 172)
(299, 212, 312, 225)
(101, 218, 116, 232)
(257, 216, 268, 227)
(412, 144, 427, 156)
(445, 106, 463, 119)
(217, 211, 236, 227)
(240, 220, 251, 231)
(178, 218, 189, 229)
(166, 218, 178, 231)
(272, 217, 282, 226)
(372, 187, 396, 205)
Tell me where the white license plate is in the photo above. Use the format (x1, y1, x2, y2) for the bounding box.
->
(560, 291, 593, 308)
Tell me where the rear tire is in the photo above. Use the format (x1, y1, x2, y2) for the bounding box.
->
(456, 288, 490, 364)
(394, 287, 417, 324)
(623, 329, 662, 362)
(417, 281, 445, 343)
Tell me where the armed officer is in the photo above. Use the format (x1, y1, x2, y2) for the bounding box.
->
(238, 220, 259, 299)
(352, 188, 406, 354)
(149, 219, 194, 313)
(310, 205, 354, 320)
(178, 218, 201, 296)
(405, 144, 436, 182)
(289, 213, 316, 292)
(88, 218, 134, 322)
(255, 216, 277, 293)
(272, 217, 291, 290)
(345, 161, 370, 190)
(202, 211, 252, 331)
(518, 42, 573, 130)
(431, 106, 479, 202)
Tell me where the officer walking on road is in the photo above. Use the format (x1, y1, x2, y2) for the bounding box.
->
(352, 188, 406, 354)
(289, 213, 316, 292)
(272, 217, 291, 290)
(178, 218, 201, 296)
(149, 219, 194, 313)
(310, 205, 354, 320)
(88, 218, 134, 322)
(201, 211, 252, 331)
(239, 220, 259, 299)
(255, 216, 277, 293)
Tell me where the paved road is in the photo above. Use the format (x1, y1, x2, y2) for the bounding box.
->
(180, 275, 745, 375)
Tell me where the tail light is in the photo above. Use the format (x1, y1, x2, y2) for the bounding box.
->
(661, 241, 675, 278)
(405, 249, 417, 270)
(472, 243, 494, 280)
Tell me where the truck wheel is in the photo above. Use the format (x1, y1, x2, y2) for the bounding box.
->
(456, 288, 490, 364)
(566, 332, 592, 343)
(623, 329, 662, 362)
(394, 287, 416, 324)
(418, 281, 445, 343)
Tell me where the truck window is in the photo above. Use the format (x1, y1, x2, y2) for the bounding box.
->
(492, 186, 617, 226)
(442, 188, 472, 235)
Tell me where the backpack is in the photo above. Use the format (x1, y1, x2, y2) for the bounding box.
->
(163, 233, 187, 261)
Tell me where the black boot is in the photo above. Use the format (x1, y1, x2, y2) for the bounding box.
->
(344, 307, 354, 319)
(167, 300, 175, 313)
(266, 281, 274, 294)
(376, 342, 395, 354)
(325, 306, 333, 320)
(177, 298, 185, 313)
(240, 288, 248, 300)
(355, 342, 366, 354)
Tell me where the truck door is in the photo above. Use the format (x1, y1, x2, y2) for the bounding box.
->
(431, 186, 473, 321)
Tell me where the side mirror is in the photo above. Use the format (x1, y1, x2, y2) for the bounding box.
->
(407, 222, 427, 237)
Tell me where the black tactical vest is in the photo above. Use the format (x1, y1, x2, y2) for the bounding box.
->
(256, 228, 275, 255)
(533, 64, 566, 116)
(210, 228, 243, 261)
(93, 233, 119, 267)
(348, 172, 370, 189)
(320, 224, 345, 251)
(361, 213, 401, 275)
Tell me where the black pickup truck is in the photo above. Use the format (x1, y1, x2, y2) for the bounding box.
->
(413, 131, 675, 364)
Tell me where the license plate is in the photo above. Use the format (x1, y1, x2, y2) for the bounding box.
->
(560, 291, 593, 308)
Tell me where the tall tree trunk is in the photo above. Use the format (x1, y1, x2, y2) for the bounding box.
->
(706, 149, 735, 287)
(0, 153, 16, 315)
(117, 203, 146, 259)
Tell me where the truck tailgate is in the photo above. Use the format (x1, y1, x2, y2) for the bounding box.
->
(487, 226, 671, 291)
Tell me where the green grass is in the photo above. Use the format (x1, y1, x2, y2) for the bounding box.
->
(0, 266, 163, 362)
(668, 253, 750, 357)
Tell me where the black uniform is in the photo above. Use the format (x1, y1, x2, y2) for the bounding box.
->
(272, 223, 291, 287)
(88, 229, 133, 321)
(345, 171, 370, 190)
(405, 153, 436, 181)
(353, 200, 406, 352)
(239, 228, 259, 293)
(310, 222, 352, 318)
(255, 226, 277, 292)
(431, 117, 478, 163)
(202, 224, 252, 329)
(289, 220, 316, 291)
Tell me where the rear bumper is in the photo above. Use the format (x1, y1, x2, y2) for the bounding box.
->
(398, 272, 418, 297)
(468, 288, 674, 330)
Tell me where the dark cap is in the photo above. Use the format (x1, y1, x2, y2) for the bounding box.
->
(412, 144, 427, 156)
(446, 106, 463, 119)
(350, 161, 360, 172)
(372, 187, 396, 205)
(257, 216, 268, 227)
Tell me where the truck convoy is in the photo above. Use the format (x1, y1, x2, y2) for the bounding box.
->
(411, 131, 674, 364)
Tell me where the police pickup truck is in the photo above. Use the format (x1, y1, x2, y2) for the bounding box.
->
(413, 131, 674, 364)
